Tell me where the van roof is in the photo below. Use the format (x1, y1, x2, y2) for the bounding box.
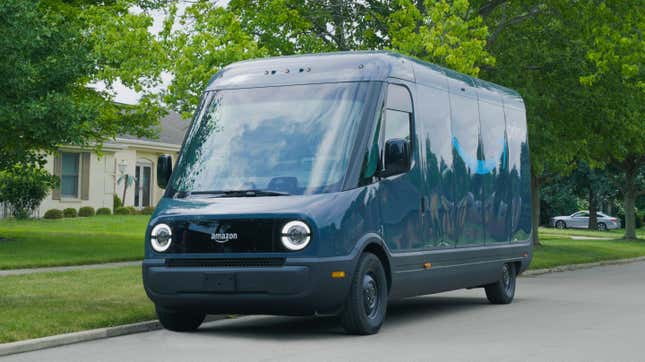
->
(206, 51, 523, 107)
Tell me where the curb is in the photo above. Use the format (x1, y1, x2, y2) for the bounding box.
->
(0, 315, 227, 357)
(522, 256, 645, 277)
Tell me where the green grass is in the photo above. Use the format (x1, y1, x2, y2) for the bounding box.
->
(0, 266, 154, 344)
(539, 226, 645, 239)
(531, 236, 645, 269)
(0, 216, 149, 269)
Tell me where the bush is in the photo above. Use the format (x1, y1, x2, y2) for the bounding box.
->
(140, 206, 155, 215)
(114, 206, 131, 215)
(0, 165, 58, 219)
(43, 209, 63, 219)
(96, 207, 112, 215)
(126, 206, 137, 215)
(113, 194, 122, 210)
(63, 208, 77, 218)
(78, 206, 95, 217)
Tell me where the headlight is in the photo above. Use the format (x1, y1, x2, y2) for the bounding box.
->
(150, 223, 172, 252)
(281, 220, 311, 251)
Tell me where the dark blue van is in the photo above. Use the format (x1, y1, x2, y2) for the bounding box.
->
(143, 51, 532, 335)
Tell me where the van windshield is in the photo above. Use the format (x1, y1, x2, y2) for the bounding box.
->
(169, 82, 379, 196)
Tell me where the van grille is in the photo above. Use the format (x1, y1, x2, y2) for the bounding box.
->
(166, 219, 286, 253)
(165, 258, 286, 268)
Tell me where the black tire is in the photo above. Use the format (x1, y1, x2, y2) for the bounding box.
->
(555, 220, 566, 229)
(485, 263, 516, 305)
(597, 222, 607, 231)
(340, 252, 388, 335)
(156, 306, 206, 332)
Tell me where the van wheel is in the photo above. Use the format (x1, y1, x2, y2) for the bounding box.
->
(485, 263, 516, 305)
(555, 220, 566, 229)
(340, 252, 388, 335)
(156, 306, 205, 332)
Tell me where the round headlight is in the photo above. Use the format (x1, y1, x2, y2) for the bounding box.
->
(281, 221, 311, 251)
(150, 223, 172, 252)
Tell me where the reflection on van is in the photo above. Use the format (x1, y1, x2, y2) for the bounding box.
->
(143, 51, 533, 335)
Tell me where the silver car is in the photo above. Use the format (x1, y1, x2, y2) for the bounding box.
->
(550, 211, 621, 231)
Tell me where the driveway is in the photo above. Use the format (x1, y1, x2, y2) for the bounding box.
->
(5, 262, 645, 362)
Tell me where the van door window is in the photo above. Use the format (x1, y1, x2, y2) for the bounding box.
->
(381, 84, 413, 172)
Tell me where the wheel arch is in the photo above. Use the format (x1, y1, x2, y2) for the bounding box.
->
(354, 234, 392, 291)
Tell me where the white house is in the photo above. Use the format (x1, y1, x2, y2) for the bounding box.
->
(32, 111, 188, 216)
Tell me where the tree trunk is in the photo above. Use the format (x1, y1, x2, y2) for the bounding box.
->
(122, 183, 128, 208)
(588, 188, 598, 230)
(623, 159, 637, 240)
(531, 173, 541, 246)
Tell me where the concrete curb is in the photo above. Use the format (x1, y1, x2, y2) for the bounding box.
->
(522, 256, 645, 277)
(0, 315, 227, 357)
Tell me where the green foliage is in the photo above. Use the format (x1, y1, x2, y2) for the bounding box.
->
(387, 0, 494, 76)
(114, 207, 131, 215)
(140, 206, 155, 215)
(126, 206, 138, 215)
(43, 209, 64, 220)
(113, 195, 123, 210)
(162, 0, 495, 117)
(63, 208, 78, 218)
(0, 165, 58, 219)
(96, 207, 112, 216)
(78, 207, 96, 217)
(0, 0, 164, 171)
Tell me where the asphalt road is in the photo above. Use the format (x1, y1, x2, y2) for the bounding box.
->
(6, 262, 645, 362)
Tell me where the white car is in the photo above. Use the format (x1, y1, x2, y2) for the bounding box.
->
(550, 211, 621, 231)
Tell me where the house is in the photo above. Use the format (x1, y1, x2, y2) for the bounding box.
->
(34, 111, 188, 216)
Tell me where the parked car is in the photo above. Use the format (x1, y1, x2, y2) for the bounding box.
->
(550, 211, 621, 231)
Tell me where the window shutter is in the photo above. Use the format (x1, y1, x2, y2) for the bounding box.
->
(52, 152, 62, 200)
(81, 152, 91, 200)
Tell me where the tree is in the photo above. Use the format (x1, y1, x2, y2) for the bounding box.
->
(161, 0, 495, 114)
(0, 0, 166, 171)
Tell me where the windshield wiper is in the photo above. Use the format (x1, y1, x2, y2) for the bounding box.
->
(179, 189, 290, 198)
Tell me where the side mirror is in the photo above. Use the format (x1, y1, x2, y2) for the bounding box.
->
(379, 138, 410, 177)
(157, 154, 172, 189)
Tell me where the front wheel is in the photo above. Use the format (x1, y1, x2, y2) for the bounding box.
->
(156, 307, 205, 332)
(340, 252, 388, 335)
(555, 220, 566, 229)
(485, 263, 516, 305)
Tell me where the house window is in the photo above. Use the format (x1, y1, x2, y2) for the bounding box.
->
(61, 152, 80, 198)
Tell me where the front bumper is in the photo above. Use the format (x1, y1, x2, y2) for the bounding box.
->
(143, 256, 355, 316)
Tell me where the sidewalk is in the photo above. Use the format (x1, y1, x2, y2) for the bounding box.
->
(0, 261, 141, 276)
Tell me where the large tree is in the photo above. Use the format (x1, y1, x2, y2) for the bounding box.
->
(0, 0, 166, 171)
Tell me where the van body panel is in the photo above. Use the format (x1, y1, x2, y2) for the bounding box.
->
(143, 51, 532, 317)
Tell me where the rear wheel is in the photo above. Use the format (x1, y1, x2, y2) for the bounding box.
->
(485, 263, 516, 305)
(340, 252, 388, 335)
(555, 220, 566, 229)
(597, 222, 607, 231)
(156, 307, 205, 332)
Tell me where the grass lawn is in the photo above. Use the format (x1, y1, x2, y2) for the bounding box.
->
(539, 226, 645, 239)
(0, 215, 149, 269)
(531, 235, 645, 270)
(0, 266, 154, 344)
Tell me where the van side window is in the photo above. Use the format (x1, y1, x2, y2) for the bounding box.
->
(381, 84, 413, 172)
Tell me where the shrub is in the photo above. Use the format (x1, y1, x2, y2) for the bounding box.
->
(126, 206, 137, 215)
(96, 207, 112, 215)
(113, 194, 122, 210)
(43, 209, 63, 219)
(114, 206, 130, 215)
(63, 208, 77, 218)
(140, 206, 155, 215)
(0, 165, 58, 219)
(78, 206, 95, 217)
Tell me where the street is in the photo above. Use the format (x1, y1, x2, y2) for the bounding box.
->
(5, 262, 645, 362)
